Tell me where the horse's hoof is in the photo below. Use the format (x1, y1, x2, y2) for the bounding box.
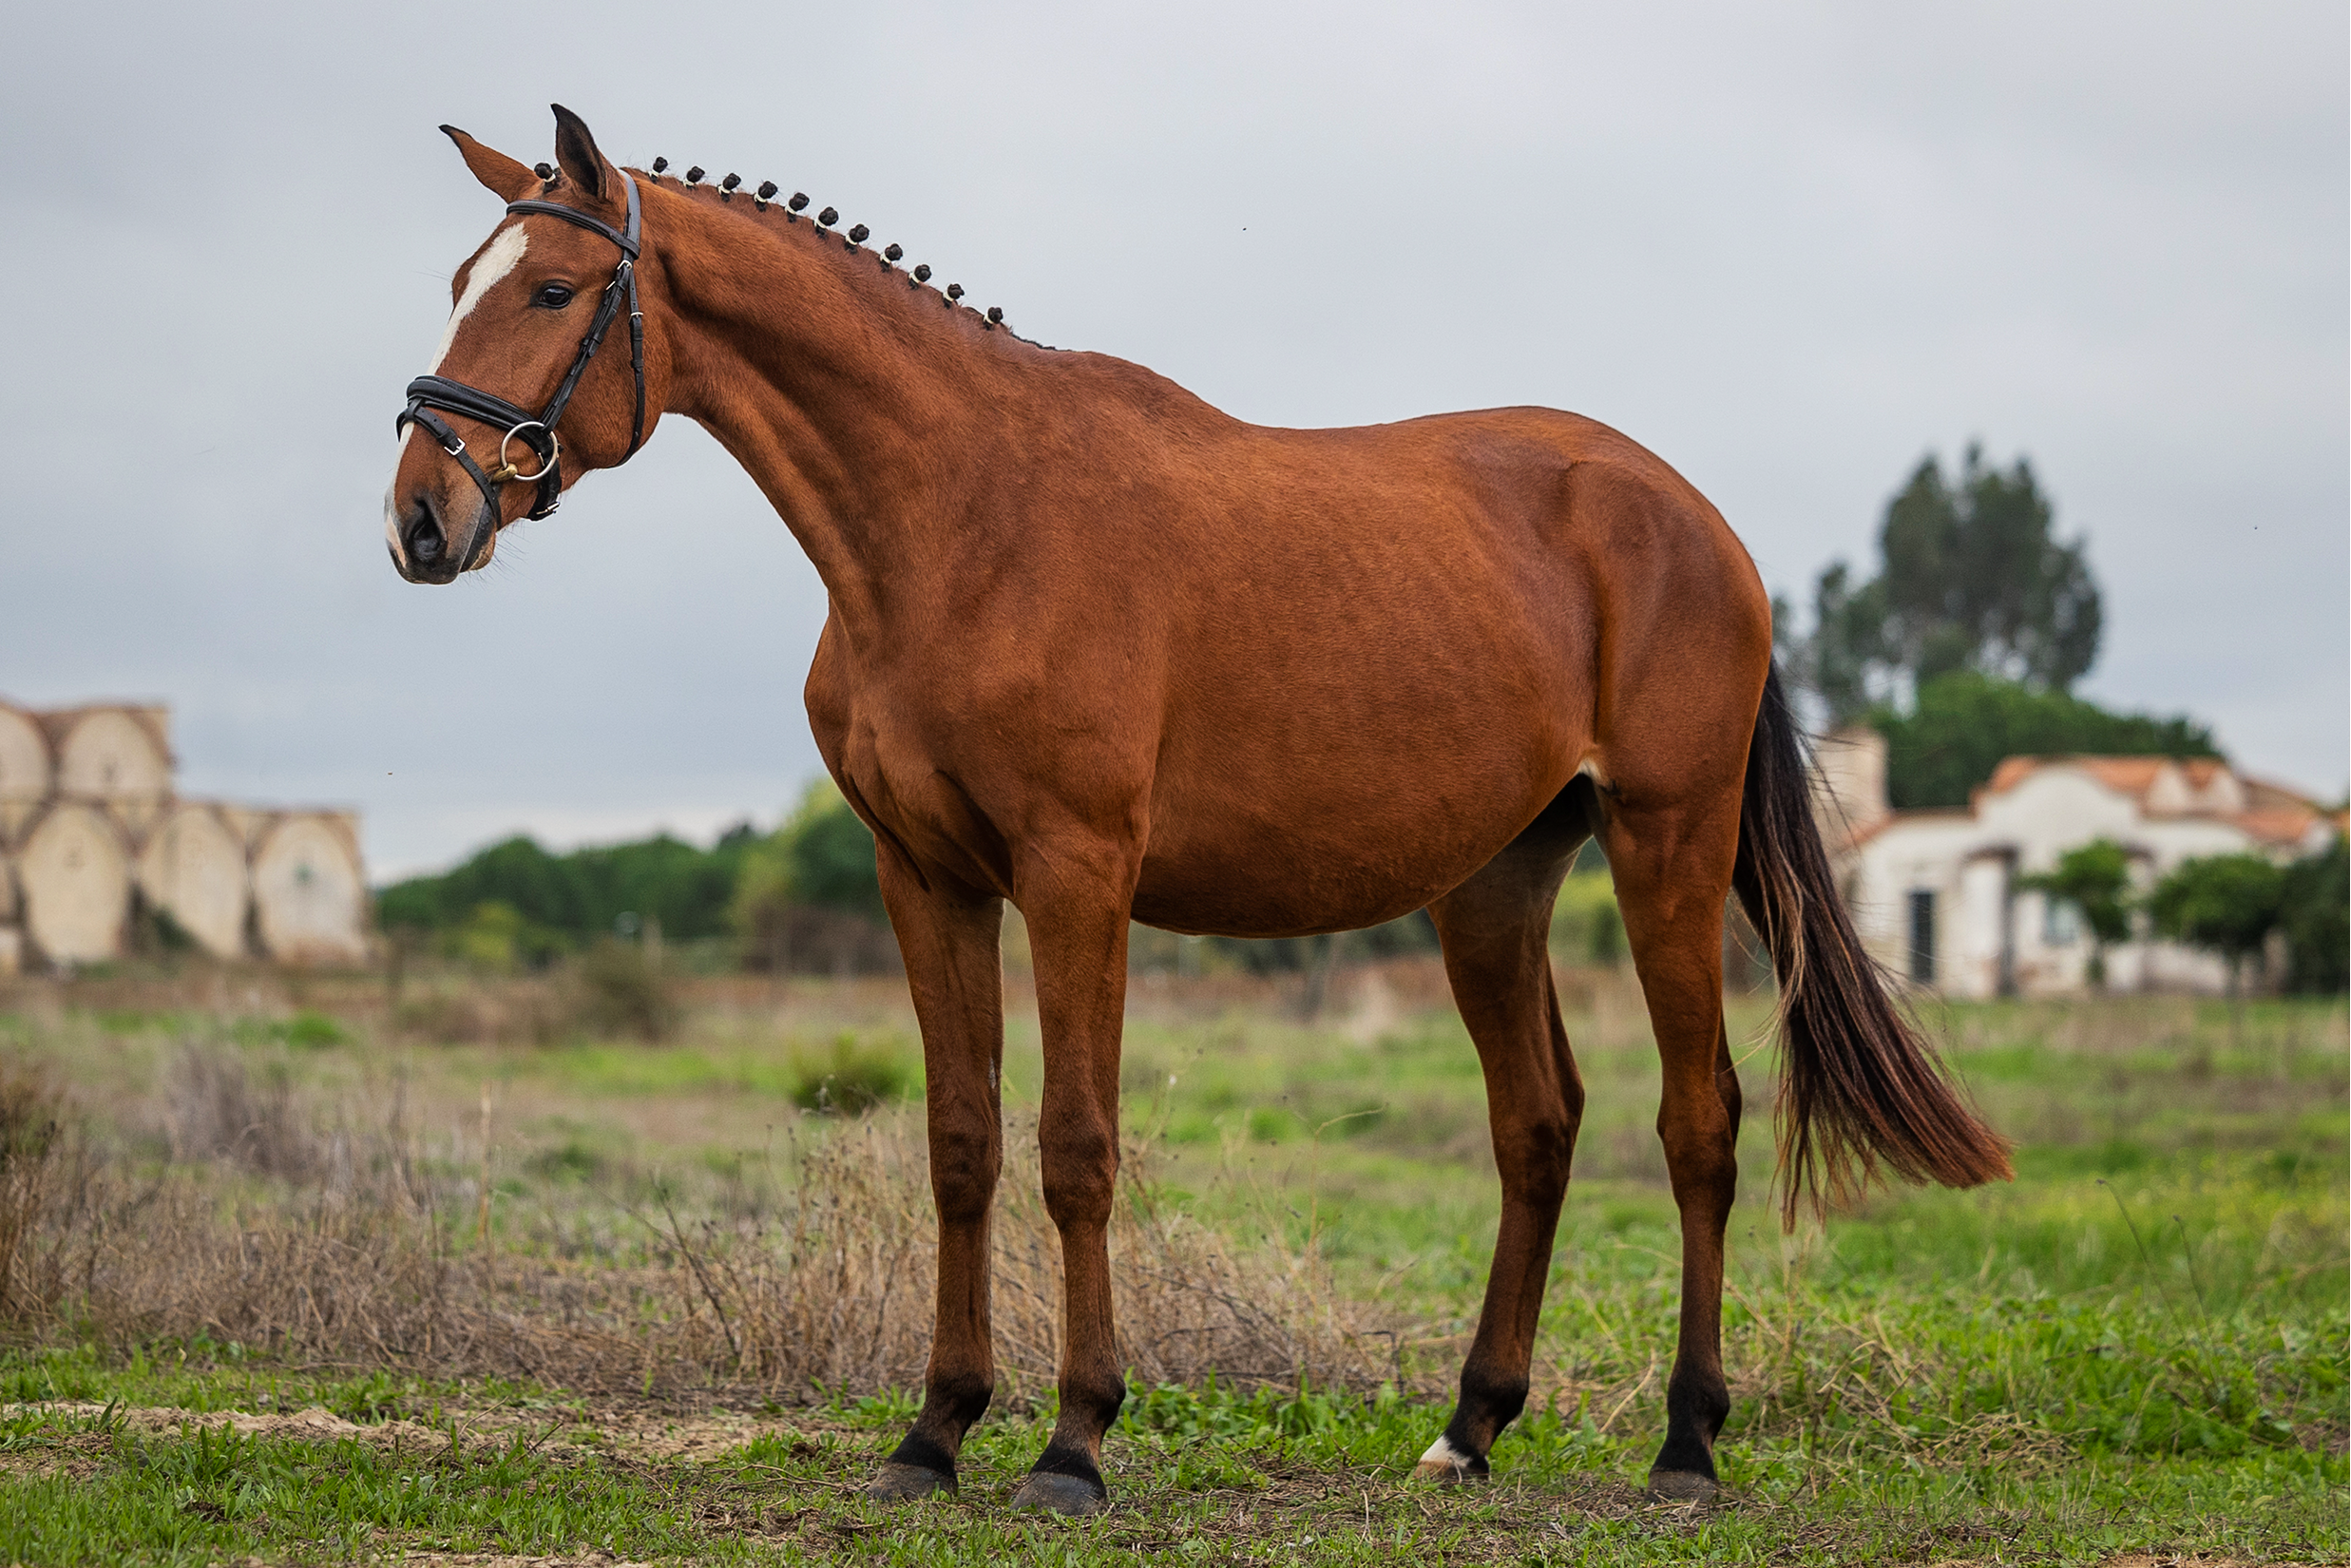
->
(1009, 1470, 1108, 1516)
(864, 1461, 956, 1501)
(1646, 1468, 1721, 1502)
(1415, 1436, 1488, 1482)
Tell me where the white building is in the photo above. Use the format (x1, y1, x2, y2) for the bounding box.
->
(0, 700, 368, 973)
(1816, 729, 2338, 998)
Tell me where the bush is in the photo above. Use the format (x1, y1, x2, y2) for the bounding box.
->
(1550, 867, 1623, 966)
(789, 1033, 912, 1115)
(572, 940, 680, 1042)
(2148, 853, 2286, 992)
(2281, 834, 2349, 995)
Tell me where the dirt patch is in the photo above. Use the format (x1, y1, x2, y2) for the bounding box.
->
(0, 1398, 880, 1465)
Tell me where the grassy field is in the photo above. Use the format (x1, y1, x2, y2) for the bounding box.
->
(0, 960, 2341, 1564)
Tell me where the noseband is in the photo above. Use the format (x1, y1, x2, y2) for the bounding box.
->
(395, 169, 645, 569)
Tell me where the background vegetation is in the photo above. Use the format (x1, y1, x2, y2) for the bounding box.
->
(0, 963, 2340, 1564)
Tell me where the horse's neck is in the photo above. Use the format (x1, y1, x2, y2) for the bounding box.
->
(647, 182, 1013, 630)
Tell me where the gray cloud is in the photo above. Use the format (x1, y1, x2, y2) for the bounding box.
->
(3, 1, 2341, 878)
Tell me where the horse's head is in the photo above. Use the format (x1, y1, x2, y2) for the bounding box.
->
(385, 105, 669, 583)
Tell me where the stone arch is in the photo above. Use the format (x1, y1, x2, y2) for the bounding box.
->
(137, 802, 252, 960)
(20, 802, 132, 965)
(252, 813, 367, 965)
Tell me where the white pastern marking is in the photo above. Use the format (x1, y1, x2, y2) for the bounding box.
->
(427, 224, 528, 373)
(1419, 1435, 1472, 1469)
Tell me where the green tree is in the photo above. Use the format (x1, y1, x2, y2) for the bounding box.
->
(375, 826, 760, 950)
(2147, 853, 2285, 1000)
(1796, 447, 2102, 722)
(2016, 838, 2133, 988)
(730, 780, 889, 969)
(1871, 671, 2220, 810)
(2279, 834, 2348, 995)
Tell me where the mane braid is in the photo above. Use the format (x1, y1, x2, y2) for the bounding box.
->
(631, 166, 1061, 354)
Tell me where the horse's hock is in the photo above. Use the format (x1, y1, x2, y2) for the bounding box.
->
(0, 699, 365, 973)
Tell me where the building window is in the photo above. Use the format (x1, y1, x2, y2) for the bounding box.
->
(1907, 889, 1936, 985)
(2043, 896, 2081, 947)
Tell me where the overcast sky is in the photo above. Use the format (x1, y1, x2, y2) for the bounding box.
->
(4, 2, 2343, 880)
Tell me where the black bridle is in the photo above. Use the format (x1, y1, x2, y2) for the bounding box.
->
(396, 168, 646, 569)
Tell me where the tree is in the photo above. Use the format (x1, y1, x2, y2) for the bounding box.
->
(2280, 834, 2349, 995)
(729, 780, 891, 972)
(2147, 853, 2285, 1002)
(1794, 447, 2102, 723)
(1871, 671, 2221, 810)
(2016, 838, 2133, 987)
(375, 826, 760, 949)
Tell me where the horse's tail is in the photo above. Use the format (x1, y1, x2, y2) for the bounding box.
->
(1731, 664, 2013, 1227)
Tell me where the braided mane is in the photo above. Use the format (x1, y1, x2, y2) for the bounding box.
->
(622, 163, 1056, 351)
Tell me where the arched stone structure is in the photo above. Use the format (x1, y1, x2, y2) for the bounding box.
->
(20, 802, 133, 965)
(137, 802, 252, 961)
(252, 813, 367, 965)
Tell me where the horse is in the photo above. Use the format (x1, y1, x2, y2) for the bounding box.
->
(384, 105, 2011, 1515)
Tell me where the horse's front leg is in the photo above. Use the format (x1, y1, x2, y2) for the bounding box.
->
(1007, 831, 1139, 1516)
(865, 858, 1007, 1501)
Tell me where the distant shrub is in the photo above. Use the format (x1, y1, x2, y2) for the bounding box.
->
(573, 940, 680, 1042)
(279, 1011, 348, 1049)
(1550, 868, 1623, 967)
(790, 1033, 911, 1115)
(525, 1138, 607, 1183)
(2281, 834, 2348, 995)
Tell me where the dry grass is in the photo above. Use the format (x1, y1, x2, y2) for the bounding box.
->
(0, 1046, 1401, 1404)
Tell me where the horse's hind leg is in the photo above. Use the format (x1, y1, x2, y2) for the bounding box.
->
(1415, 788, 1592, 1481)
(1600, 777, 1747, 1500)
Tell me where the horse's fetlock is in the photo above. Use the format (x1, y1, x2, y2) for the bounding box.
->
(1457, 1362, 1531, 1431)
(927, 1368, 996, 1429)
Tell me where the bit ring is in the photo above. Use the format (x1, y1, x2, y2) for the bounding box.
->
(493, 421, 559, 483)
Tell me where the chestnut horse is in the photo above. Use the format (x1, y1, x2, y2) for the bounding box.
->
(385, 107, 2010, 1513)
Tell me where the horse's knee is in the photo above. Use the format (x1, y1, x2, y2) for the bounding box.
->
(1039, 1122, 1118, 1230)
(1492, 1108, 1579, 1208)
(928, 1123, 1001, 1223)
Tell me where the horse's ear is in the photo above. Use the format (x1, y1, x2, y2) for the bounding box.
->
(441, 125, 536, 201)
(549, 104, 611, 202)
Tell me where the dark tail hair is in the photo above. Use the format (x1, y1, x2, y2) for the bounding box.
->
(1732, 665, 2013, 1227)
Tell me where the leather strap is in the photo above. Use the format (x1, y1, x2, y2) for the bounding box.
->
(395, 169, 646, 539)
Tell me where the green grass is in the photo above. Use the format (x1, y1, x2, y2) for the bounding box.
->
(0, 983, 2341, 1562)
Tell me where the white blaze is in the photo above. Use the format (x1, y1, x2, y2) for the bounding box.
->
(389, 223, 527, 565)
(428, 223, 528, 373)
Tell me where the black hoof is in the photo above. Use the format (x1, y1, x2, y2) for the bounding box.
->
(1009, 1470, 1108, 1515)
(864, 1461, 956, 1501)
(1646, 1468, 1722, 1502)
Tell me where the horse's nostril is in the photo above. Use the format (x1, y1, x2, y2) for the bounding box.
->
(409, 515, 444, 564)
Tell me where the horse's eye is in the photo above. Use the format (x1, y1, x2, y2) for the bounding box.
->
(532, 283, 575, 309)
